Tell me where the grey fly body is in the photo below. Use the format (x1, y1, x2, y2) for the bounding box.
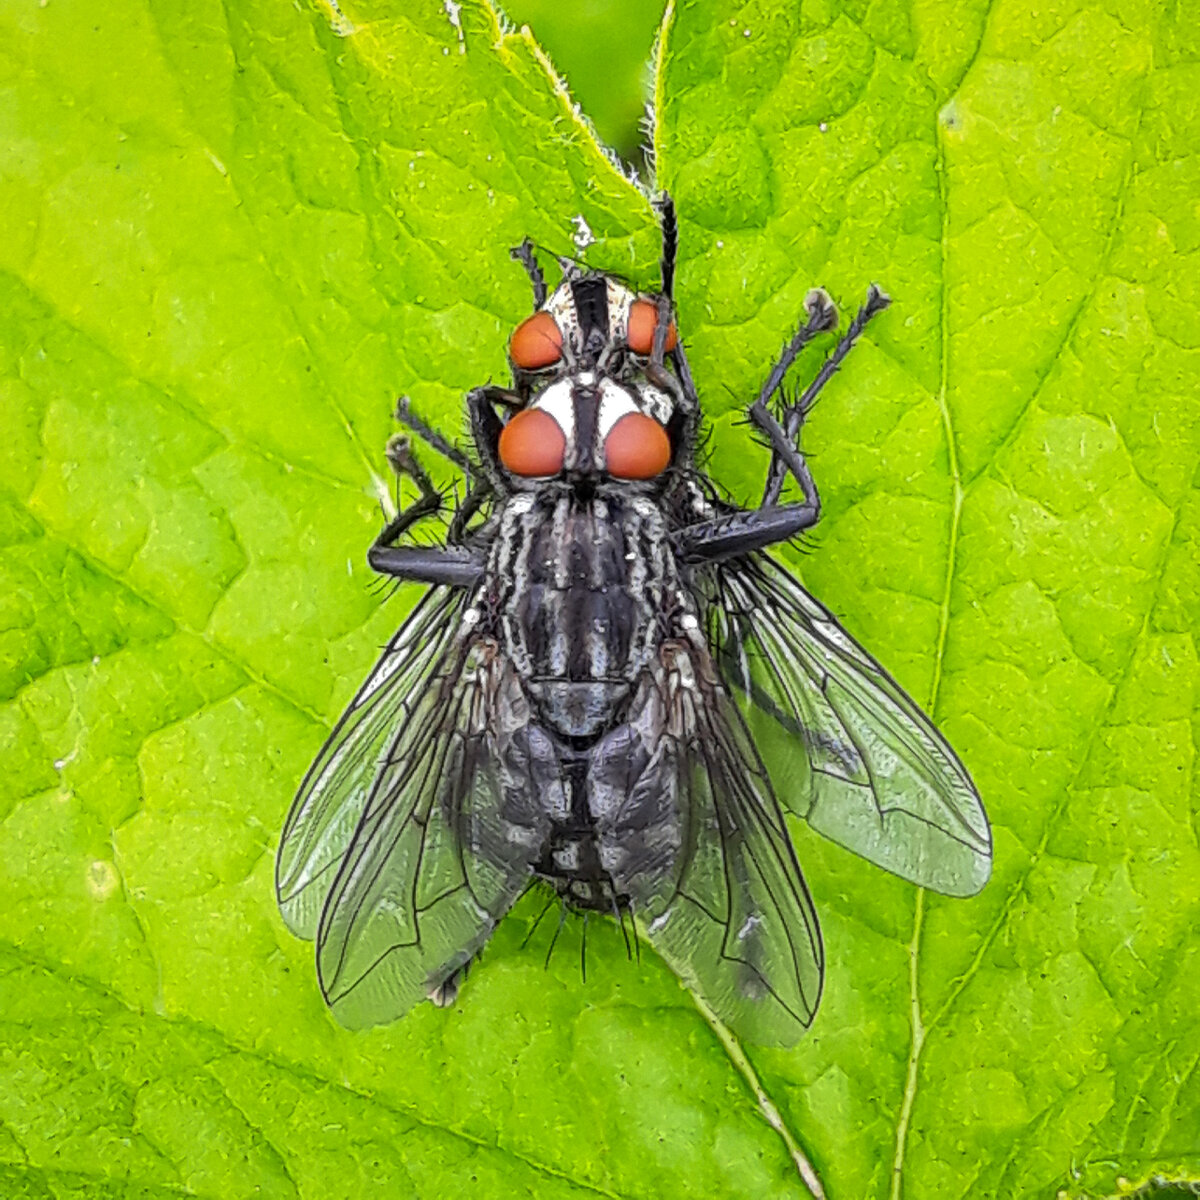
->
(275, 197, 991, 1046)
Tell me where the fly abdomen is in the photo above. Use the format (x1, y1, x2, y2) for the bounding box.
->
(527, 672, 684, 911)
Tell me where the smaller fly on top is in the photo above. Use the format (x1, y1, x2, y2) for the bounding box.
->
(499, 270, 679, 482)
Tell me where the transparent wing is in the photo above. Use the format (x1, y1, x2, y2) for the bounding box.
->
(276, 587, 468, 937)
(711, 556, 991, 896)
(632, 647, 824, 1047)
(314, 646, 540, 1029)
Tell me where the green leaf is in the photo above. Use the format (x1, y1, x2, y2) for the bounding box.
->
(0, 1, 1196, 1198)
(659, 0, 1200, 1195)
(500, 0, 663, 160)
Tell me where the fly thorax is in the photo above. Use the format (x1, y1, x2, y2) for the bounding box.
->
(491, 492, 676, 738)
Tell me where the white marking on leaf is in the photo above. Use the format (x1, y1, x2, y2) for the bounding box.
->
(443, 0, 466, 54)
(571, 214, 594, 251)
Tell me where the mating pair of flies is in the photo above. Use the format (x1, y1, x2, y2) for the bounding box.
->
(275, 196, 991, 1046)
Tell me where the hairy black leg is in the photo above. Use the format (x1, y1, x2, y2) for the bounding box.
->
(655, 192, 678, 298)
(544, 899, 569, 969)
(378, 435, 440, 544)
(676, 293, 836, 563)
(677, 407, 823, 563)
(395, 395, 474, 477)
(366, 435, 484, 587)
(375, 382, 518, 577)
(675, 505, 823, 563)
(366, 545, 482, 587)
(510, 238, 547, 309)
(665, 339, 703, 443)
(645, 194, 693, 415)
(744, 290, 838, 503)
(610, 892, 635, 962)
(394, 394, 491, 550)
(750, 289, 839, 418)
(678, 287, 890, 563)
(651, 195, 707, 428)
(446, 480, 491, 543)
(468, 384, 521, 485)
(521, 891, 559, 951)
(645, 291, 682, 404)
(761, 285, 891, 506)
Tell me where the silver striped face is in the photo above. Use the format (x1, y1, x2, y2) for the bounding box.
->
(545, 275, 635, 361)
(520, 372, 675, 476)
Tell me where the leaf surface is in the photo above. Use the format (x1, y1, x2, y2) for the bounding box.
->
(657, 0, 1199, 1195)
(1, 0, 1196, 1197)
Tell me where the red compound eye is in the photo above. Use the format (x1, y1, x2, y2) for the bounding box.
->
(509, 311, 563, 370)
(498, 408, 566, 477)
(604, 412, 671, 479)
(627, 298, 678, 356)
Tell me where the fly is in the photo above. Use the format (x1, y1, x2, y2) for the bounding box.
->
(275, 196, 992, 1046)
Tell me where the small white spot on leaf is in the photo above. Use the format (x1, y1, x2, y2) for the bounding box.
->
(87, 860, 119, 901)
(938, 100, 964, 135)
(443, 0, 466, 55)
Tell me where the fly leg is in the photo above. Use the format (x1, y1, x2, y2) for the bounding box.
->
(510, 238, 548, 309)
(760, 285, 891, 506)
(746, 287, 840, 465)
(428, 960, 472, 1007)
(675, 289, 892, 563)
(395, 395, 474, 478)
(396, 394, 503, 541)
(656, 191, 679, 299)
(392, 394, 493, 550)
(468, 383, 522, 483)
(367, 435, 484, 587)
(648, 192, 702, 431)
(446, 482, 491, 544)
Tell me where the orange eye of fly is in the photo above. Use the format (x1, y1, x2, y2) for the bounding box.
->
(498, 408, 566, 477)
(627, 298, 678, 356)
(604, 412, 671, 480)
(509, 311, 563, 370)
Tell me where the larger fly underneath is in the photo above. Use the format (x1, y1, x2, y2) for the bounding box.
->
(276, 196, 992, 1045)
